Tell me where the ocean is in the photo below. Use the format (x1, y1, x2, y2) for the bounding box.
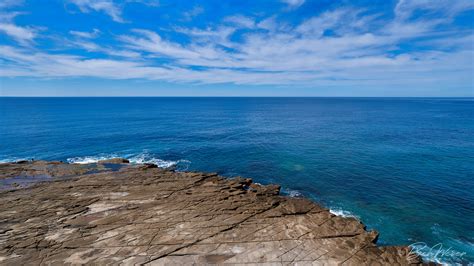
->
(1, 97, 473, 263)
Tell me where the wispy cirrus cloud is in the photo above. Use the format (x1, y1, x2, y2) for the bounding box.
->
(0, 23, 37, 45)
(395, 0, 474, 20)
(281, 0, 305, 9)
(0, 0, 473, 92)
(66, 0, 159, 23)
(67, 0, 125, 22)
(65, 29, 139, 58)
(0, 6, 39, 46)
(182, 5, 204, 21)
(69, 28, 101, 39)
(2, 43, 471, 88)
(0, 0, 24, 9)
(223, 15, 255, 28)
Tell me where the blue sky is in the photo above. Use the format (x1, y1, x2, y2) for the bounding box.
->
(0, 0, 473, 96)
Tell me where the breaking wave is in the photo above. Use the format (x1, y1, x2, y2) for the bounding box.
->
(329, 207, 359, 219)
(0, 157, 29, 163)
(66, 152, 190, 170)
(66, 155, 117, 165)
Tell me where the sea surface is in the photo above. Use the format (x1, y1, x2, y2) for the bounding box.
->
(1, 97, 473, 263)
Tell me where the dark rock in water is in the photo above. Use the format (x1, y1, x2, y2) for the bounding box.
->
(97, 158, 129, 164)
(143, 163, 158, 168)
(0, 160, 424, 265)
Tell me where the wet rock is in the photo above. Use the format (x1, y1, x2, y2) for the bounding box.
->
(97, 158, 129, 164)
(143, 163, 158, 168)
(0, 161, 425, 265)
(0, 160, 128, 182)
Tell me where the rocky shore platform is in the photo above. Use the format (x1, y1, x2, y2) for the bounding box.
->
(0, 160, 424, 265)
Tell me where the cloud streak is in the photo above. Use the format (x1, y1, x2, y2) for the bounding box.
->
(0, 0, 473, 91)
(0, 23, 37, 45)
(69, 28, 101, 39)
(66, 0, 159, 23)
(281, 0, 305, 9)
(68, 0, 125, 22)
(0, 8, 39, 46)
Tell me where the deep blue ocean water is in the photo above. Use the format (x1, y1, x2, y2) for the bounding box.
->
(1, 97, 473, 263)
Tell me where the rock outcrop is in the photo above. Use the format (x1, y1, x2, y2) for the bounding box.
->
(0, 161, 423, 265)
(97, 158, 130, 164)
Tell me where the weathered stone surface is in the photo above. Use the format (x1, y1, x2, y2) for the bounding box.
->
(0, 161, 424, 265)
(0, 160, 103, 180)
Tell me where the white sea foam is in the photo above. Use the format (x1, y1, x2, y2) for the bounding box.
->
(67, 155, 118, 164)
(329, 208, 359, 219)
(127, 153, 190, 169)
(0, 157, 29, 164)
(66, 152, 190, 169)
(282, 188, 303, 197)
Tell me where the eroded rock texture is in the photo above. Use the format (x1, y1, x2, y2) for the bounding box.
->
(0, 161, 423, 265)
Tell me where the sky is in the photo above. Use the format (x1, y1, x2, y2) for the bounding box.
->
(0, 0, 473, 96)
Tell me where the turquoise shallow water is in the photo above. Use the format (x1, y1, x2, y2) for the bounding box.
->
(1, 97, 473, 263)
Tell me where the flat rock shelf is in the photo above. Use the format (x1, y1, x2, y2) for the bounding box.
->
(0, 160, 425, 265)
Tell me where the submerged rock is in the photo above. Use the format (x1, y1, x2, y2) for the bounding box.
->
(0, 161, 424, 265)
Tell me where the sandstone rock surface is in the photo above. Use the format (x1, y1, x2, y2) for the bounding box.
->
(0, 161, 423, 265)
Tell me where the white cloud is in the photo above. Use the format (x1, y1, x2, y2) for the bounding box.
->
(68, 0, 125, 22)
(395, 0, 474, 20)
(0, 3, 37, 46)
(296, 8, 350, 35)
(0, 11, 26, 23)
(256, 16, 279, 31)
(1, 44, 471, 89)
(182, 5, 204, 21)
(1, 0, 473, 90)
(69, 28, 101, 39)
(119, 29, 202, 59)
(64, 35, 141, 58)
(0, 23, 37, 45)
(127, 0, 159, 7)
(224, 15, 255, 28)
(0, 0, 24, 9)
(67, 0, 160, 23)
(73, 40, 141, 58)
(281, 0, 305, 9)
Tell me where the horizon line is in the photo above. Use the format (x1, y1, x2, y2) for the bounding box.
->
(0, 96, 473, 98)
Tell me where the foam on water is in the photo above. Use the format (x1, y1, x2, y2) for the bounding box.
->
(329, 208, 359, 219)
(66, 152, 190, 169)
(67, 155, 118, 165)
(282, 188, 303, 198)
(127, 153, 190, 169)
(0, 157, 28, 164)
